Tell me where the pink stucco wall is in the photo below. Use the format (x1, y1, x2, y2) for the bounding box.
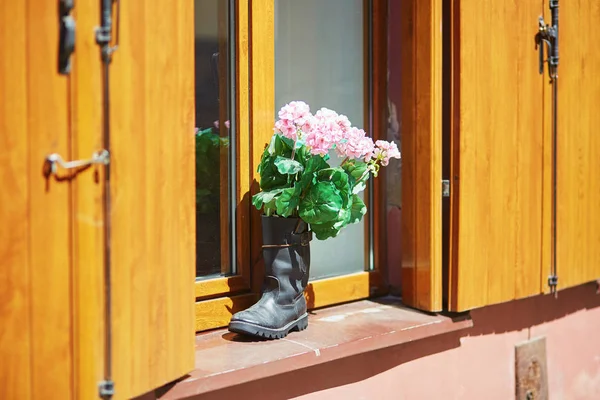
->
(292, 282, 600, 400)
(201, 282, 600, 400)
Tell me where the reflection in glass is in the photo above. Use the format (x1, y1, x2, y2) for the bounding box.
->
(386, 0, 402, 284)
(275, 0, 366, 280)
(195, 0, 233, 279)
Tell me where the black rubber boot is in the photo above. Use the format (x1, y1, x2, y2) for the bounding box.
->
(228, 215, 311, 339)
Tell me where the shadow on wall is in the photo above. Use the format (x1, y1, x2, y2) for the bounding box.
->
(467, 281, 600, 336)
(194, 282, 600, 400)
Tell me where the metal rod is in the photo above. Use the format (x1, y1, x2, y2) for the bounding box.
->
(551, 74, 558, 297)
(101, 60, 113, 396)
(549, 0, 559, 297)
(96, 0, 116, 397)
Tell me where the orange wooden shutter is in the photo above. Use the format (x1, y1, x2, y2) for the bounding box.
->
(1, 1, 76, 399)
(399, 0, 444, 312)
(109, 0, 196, 398)
(1, 1, 195, 399)
(448, 0, 546, 311)
(548, 2, 600, 292)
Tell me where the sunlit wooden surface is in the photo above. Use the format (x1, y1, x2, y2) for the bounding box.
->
(448, 0, 545, 311)
(0, 1, 70, 399)
(552, 1, 600, 291)
(249, 0, 276, 293)
(110, 0, 196, 397)
(71, 1, 105, 398)
(400, 0, 443, 312)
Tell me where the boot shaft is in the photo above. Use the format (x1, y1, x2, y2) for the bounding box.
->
(261, 216, 311, 304)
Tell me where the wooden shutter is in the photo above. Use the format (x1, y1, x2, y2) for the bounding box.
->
(399, 0, 444, 312)
(109, 0, 196, 398)
(448, 0, 546, 311)
(1, 1, 75, 399)
(0, 1, 195, 399)
(550, 2, 600, 291)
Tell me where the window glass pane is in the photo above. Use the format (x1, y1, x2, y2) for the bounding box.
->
(275, 0, 366, 280)
(386, 0, 402, 281)
(195, 0, 234, 279)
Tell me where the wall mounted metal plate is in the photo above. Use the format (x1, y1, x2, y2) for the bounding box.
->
(515, 336, 549, 400)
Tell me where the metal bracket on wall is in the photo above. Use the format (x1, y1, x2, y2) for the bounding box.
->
(515, 337, 549, 400)
(58, 0, 76, 74)
(536, 1, 560, 295)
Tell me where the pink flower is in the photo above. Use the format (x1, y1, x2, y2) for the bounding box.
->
(305, 124, 335, 156)
(274, 101, 313, 140)
(374, 140, 401, 166)
(313, 108, 345, 144)
(213, 120, 231, 129)
(335, 114, 352, 133)
(336, 127, 375, 161)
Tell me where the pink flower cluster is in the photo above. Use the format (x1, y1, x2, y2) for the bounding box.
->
(274, 101, 313, 141)
(304, 108, 352, 156)
(335, 127, 374, 161)
(374, 140, 401, 166)
(273, 101, 400, 165)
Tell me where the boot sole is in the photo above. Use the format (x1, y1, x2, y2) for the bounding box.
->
(228, 313, 309, 340)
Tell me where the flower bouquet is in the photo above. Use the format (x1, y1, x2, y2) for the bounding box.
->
(252, 101, 400, 239)
(228, 101, 400, 340)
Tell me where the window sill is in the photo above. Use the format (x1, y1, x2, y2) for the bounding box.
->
(155, 297, 472, 399)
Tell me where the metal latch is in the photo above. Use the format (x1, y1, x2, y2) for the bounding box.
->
(442, 180, 450, 197)
(43, 150, 110, 178)
(535, 1, 559, 79)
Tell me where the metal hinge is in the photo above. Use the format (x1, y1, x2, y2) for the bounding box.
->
(442, 179, 450, 197)
(98, 380, 114, 399)
(548, 274, 558, 290)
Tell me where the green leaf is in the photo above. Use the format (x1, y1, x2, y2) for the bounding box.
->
(275, 187, 299, 217)
(305, 155, 329, 173)
(352, 181, 367, 194)
(342, 160, 368, 182)
(279, 135, 296, 150)
(275, 156, 304, 175)
(310, 221, 342, 240)
(252, 188, 284, 210)
(267, 134, 294, 157)
(258, 154, 288, 191)
(318, 168, 350, 207)
(298, 182, 343, 224)
(349, 194, 367, 224)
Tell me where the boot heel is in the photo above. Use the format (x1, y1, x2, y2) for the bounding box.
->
(293, 314, 309, 332)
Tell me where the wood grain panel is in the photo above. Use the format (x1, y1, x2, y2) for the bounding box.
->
(306, 271, 386, 310)
(400, 0, 443, 311)
(27, 0, 74, 398)
(70, 1, 105, 399)
(195, 294, 257, 332)
(110, 0, 195, 397)
(249, 0, 275, 292)
(449, 0, 544, 311)
(236, 0, 251, 283)
(0, 1, 31, 398)
(552, 0, 600, 291)
(195, 275, 249, 300)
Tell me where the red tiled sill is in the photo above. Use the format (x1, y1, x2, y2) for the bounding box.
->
(157, 297, 472, 399)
